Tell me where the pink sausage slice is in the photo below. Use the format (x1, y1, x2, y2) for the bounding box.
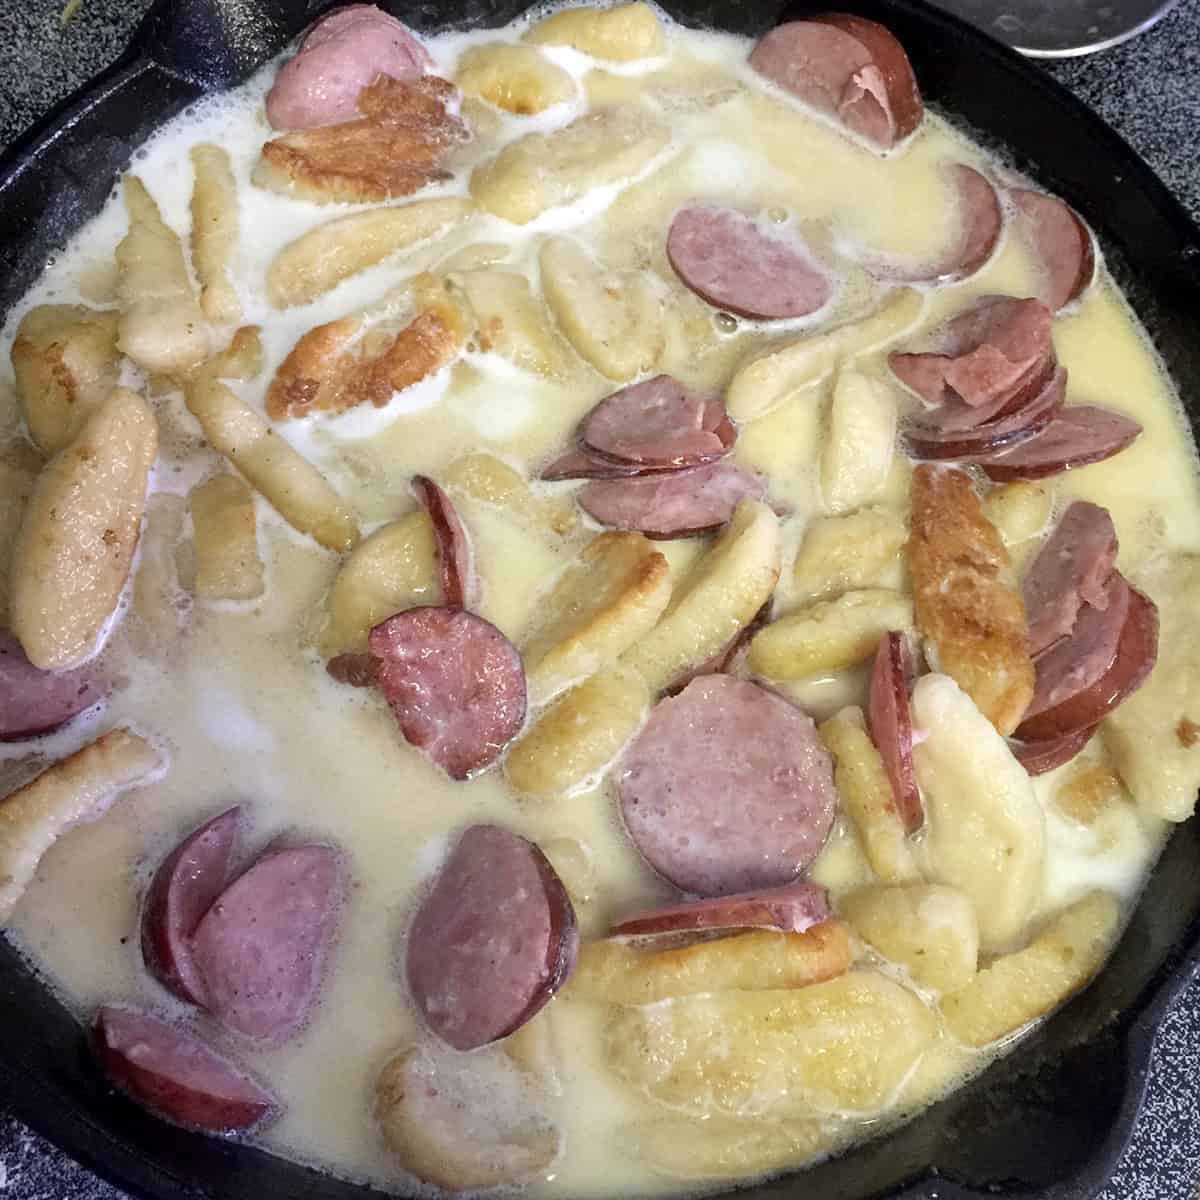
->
(140, 807, 241, 1006)
(861, 164, 1002, 284)
(369, 607, 526, 779)
(541, 447, 646, 482)
(191, 846, 343, 1043)
(413, 476, 477, 611)
(978, 405, 1142, 481)
(610, 880, 830, 938)
(0, 630, 105, 742)
(93, 1006, 278, 1133)
(618, 676, 837, 896)
(579, 461, 767, 539)
(580, 376, 736, 469)
(868, 631, 922, 832)
(905, 364, 1066, 460)
(667, 207, 832, 320)
(406, 824, 578, 1051)
(1023, 500, 1118, 656)
(1012, 188, 1096, 312)
(749, 15, 922, 149)
(890, 296, 1054, 411)
(1010, 725, 1096, 776)
(1018, 574, 1157, 742)
(266, 5, 433, 130)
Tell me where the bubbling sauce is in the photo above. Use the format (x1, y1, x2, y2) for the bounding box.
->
(2, 4, 1198, 1196)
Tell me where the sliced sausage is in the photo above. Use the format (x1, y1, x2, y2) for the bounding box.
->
(579, 461, 767, 539)
(0, 630, 105, 742)
(1012, 188, 1096, 312)
(859, 164, 1001, 284)
(617, 676, 837, 896)
(580, 375, 736, 469)
(190, 846, 343, 1043)
(140, 807, 240, 1006)
(406, 824, 578, 1051)
(541, 447, 645, 482)
(369, 607, 526, 779)
(413, 475, 477, 611)
(265, 5, 433, 130)
(905, 364, 1065, 460)
(1023, 500, 1118, 656)
(326, 651, 380, 688)
(666, 206, 832, 320)
(609, 880, 830, 937)
(748, 15, 922, 150)
(1010, 725, 1096, 776)
(1017, 573, 1158, 741)
(977, 405, 1142, 481)
(663, 601, 770, 696)
(890, 296, 1054, 412)
(868, 631, 922, 832)
(93, 1006, 278, 1133)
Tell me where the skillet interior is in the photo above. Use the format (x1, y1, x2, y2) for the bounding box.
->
(1, 1, 1200, 1197)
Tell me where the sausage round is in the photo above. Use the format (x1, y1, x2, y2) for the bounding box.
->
(748, 15, 922, 149)
(369, 607, 527, 779)
(1012, 188, 1096, 312)
(541, 447, 647, 481)
(406, 824, 578, 1051)
(617, 676, 837, 896)
(190, 845, 343, 1043)
(609, 879, 830, 937)
(667, 206, 832, 320)
(265, 6, 433, 130)
(140, 807, 241, 1006)
(1010, 725, 1096, 776)
(0, 630, 105, 742)
(413, 475, 477, 611)
(1017, 574, 1158, 742)
(868, 631, 922, 832)
(977, 404, 1142, 481)
(93, 1006, 278, 1133)
(1023, 500, 1118, 656)
(579, 461, 767, 539)
(580, 375, 735, 469)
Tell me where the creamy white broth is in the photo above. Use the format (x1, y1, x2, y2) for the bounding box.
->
(2, 5, 1199, 1197)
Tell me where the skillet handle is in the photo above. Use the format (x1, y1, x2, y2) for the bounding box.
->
(133, 0, 303, 89)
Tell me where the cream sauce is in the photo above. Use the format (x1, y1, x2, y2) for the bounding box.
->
(2, 4, 1198, 1197)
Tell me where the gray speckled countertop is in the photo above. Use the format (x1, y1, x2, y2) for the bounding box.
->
(1, 0, 1199, 1197)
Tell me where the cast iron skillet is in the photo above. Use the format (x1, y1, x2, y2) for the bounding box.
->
(1, 1, 1199, 1197)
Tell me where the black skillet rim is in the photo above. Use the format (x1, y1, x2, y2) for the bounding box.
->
(1, 1, 1199, 1198)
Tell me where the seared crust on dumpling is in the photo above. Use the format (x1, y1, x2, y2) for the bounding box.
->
(253, 76, 469, 205)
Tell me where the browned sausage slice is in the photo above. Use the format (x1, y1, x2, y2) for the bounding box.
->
(868, 631, 922, 832)
(1017, 573, 1158, 741)
(93, 1006, 278, 1132)
(978, 405, 1142, 481)
(609, 880, 830, 937)
(413, 475, 477, 611)
(1009, 725, 1096, 776)
(369, 607, 526, 778)
(905, 364, 1065, 460)
(579, 461, 767, 539)
(266, 5, 432, 130)
(541, 447, 646, 481)
(858, 165, 1001, 284)
(1023, 500, 1118, 656)
(406, 824, 578, 1051)
(618, 676, 837, 896)
(0, 630, 105, 742)
(141, 807, 241, 1006)
(667, 206, 832, 320)
(748, 15, 922, 149)
(581, 375, 735, 469)
(1012, 188, 1096, 312)
(326, 652, 380, 687)
(890, 296, 1054, 411)
(191, 846, 343, 1043)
